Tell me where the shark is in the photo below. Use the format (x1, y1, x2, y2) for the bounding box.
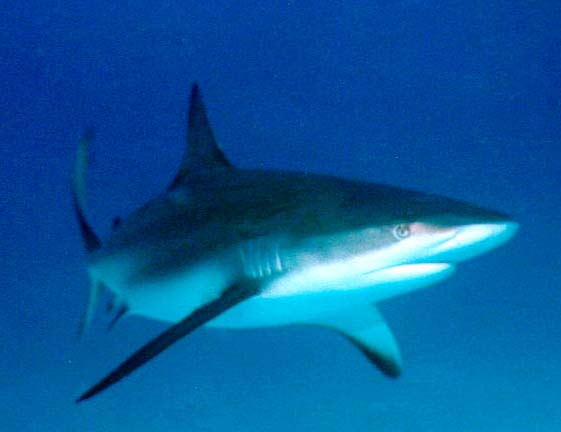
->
(73, 84, 518, 402)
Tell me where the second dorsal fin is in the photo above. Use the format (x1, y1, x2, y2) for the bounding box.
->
(169, 83, 232, 188)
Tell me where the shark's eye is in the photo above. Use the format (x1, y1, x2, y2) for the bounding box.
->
(393, 224, 411, 240)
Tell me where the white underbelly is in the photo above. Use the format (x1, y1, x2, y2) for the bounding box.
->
(209, 263, 455, 328)
(123, 261, 454, 327)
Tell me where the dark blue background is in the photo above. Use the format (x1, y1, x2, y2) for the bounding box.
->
(2, 1, 560, 430)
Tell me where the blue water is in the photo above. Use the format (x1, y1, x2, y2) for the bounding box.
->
(2, 1, 561, 430)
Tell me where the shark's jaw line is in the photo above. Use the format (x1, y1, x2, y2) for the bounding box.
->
(72, 83, 518, 402)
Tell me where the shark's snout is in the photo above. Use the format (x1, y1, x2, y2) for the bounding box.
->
(429, 220, 519, 262)
(457, 220, 519, 247)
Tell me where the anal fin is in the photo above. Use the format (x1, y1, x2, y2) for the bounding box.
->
(76, 280, 259, 402)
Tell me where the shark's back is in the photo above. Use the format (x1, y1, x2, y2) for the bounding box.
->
(102, 169, 363, 259)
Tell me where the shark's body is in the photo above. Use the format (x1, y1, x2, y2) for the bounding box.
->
(74, 84, 518, 402)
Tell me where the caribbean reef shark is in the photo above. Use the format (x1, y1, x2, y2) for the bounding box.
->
(73, 84, 518, 402)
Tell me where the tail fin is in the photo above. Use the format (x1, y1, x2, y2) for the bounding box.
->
(72, 128, 101, 253)
(73, 129, 102, 336)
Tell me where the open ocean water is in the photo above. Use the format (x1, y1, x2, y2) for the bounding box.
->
(1, 1, 561, 430)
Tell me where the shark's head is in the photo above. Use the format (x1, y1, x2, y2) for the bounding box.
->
(259, 181, 518, 303)
(323, 183, 519, 275)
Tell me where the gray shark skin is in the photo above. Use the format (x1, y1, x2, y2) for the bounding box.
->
(73, 84, 518, 402)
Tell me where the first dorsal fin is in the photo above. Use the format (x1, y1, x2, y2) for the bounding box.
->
(169, 83, 232, 188)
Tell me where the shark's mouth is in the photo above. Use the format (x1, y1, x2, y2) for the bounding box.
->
(365, 262, 455, 280)
(360, 262, 456, 294)
(262, 261, 456, 300)
(323, 262, 457, 304)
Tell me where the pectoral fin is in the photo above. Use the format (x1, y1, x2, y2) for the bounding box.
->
(76, 281, 259, 402)
(311, 307, 402, 378)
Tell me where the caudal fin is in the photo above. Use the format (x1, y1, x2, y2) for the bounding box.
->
(72, 129, 102, 337)
(72, 128, 101, 253)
